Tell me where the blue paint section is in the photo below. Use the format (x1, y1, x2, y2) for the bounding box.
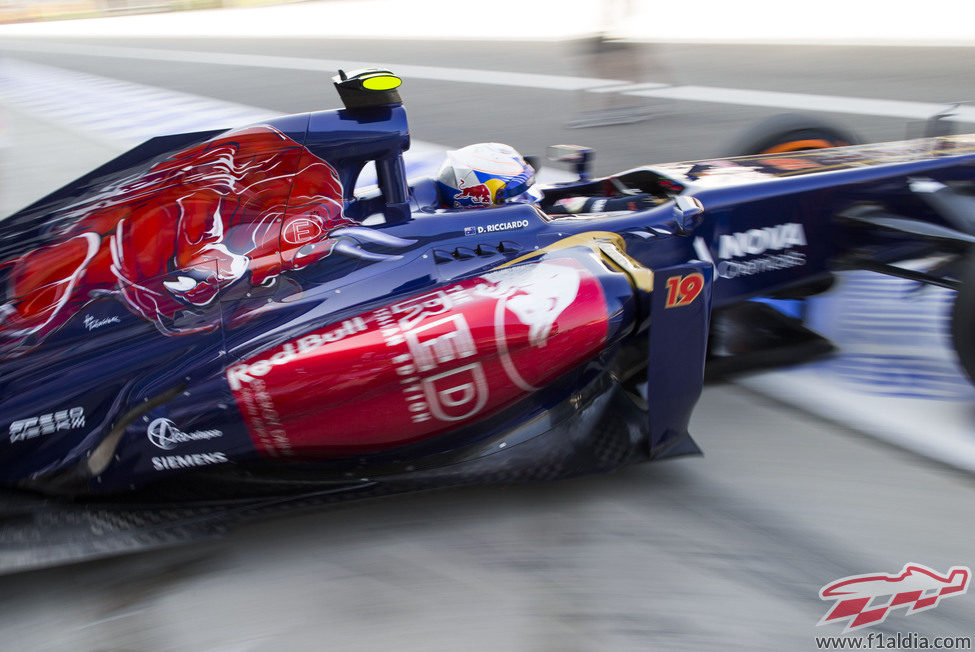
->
(646, 260, 712, 456)
(752, 298, 803, 318)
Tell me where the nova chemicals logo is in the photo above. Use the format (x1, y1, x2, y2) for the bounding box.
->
(716, 222, 806, 259)
(147, 418, 222, 450)
(693, 222, 807, 280)
(818, 563, 970, 632)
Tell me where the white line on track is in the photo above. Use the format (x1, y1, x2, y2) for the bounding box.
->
(586, 82, 669, 94)
(3, 40, 974, 122)
(0, 41, 626, 91)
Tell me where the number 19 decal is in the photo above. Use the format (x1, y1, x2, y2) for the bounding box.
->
(664, 273, 704, 308)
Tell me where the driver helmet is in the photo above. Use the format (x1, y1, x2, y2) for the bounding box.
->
(436, 143, 542, 209)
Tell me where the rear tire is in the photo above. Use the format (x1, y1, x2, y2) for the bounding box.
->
(726, 113, 860, 156)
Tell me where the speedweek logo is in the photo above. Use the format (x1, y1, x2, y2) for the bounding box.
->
(818, 563, 970, 633)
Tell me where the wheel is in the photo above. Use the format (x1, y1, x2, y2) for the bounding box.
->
(951, 254, 975, 383)
(725, 113, 860, 157)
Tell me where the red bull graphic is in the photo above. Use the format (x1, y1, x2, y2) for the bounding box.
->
(0, 125, 411, 356)
(453, 178, 505, 207)
(818, 563, 971, 632)
(455, 183, 492, 205)
(226, 259, 610, 458)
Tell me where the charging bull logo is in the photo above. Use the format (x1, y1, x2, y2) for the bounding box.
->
(502, 262, 581, 348)
(818, 563, 970, 632)
(0, 124, 413, 355)
(453, 178, 505, 207)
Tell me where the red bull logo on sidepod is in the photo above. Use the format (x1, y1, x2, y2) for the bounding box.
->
(225, 259, 610, 458)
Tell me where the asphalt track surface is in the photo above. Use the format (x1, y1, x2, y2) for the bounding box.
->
(2, 37, 975, 651)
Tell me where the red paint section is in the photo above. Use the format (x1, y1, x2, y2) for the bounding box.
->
(226, 259, 609, 458)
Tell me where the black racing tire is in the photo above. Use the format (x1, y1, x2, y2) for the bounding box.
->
(725, 113, 860, 157)
(951, 254, 975, 384)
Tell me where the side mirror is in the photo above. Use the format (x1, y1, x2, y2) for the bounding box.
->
(673, 195, 704, 231)
(546, 144, 594, 181)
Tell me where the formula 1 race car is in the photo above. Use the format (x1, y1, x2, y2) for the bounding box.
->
(2, 68, 974, 520)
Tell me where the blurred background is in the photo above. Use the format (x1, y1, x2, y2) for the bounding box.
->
(3, 1, 975, 650)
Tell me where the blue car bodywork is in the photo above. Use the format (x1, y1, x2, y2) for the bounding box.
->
(1, 78, 973, 501)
